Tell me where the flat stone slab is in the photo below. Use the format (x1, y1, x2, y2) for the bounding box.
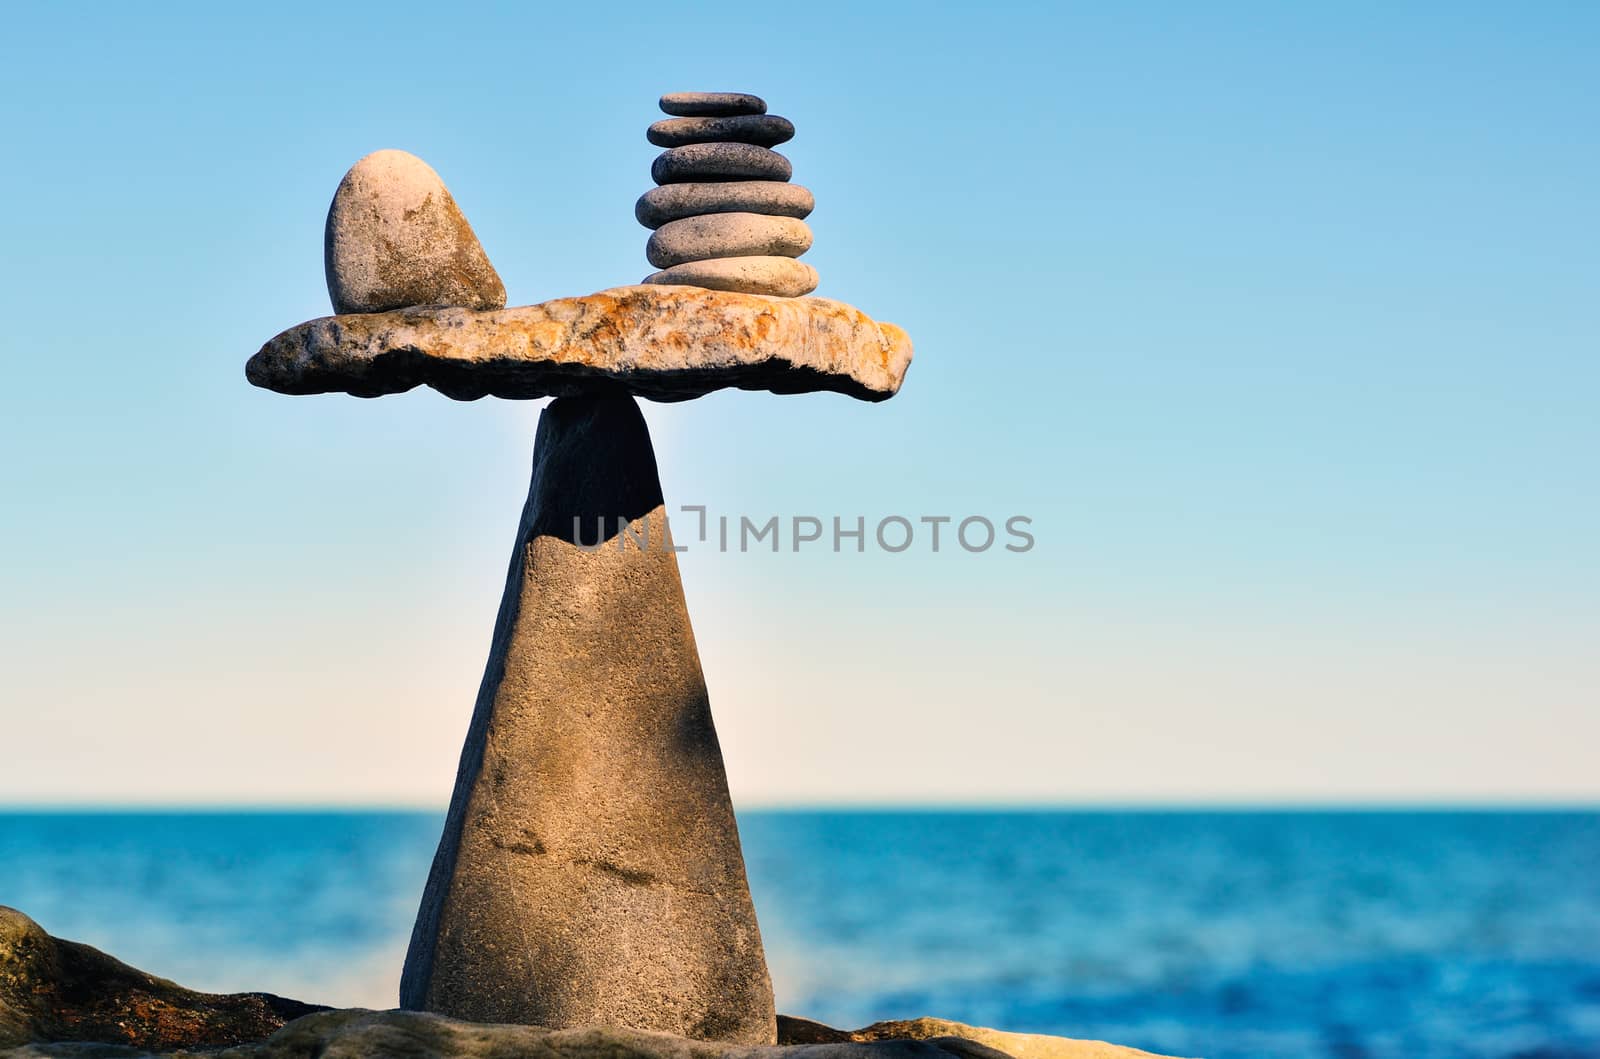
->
(245, 285, 912, 403)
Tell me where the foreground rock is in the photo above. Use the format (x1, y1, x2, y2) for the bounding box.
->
(324, 149, 506, 315)
(0, 1010, 1183, 1059)
(401, 394, 775, 1043)
(0, 910, 1182, 1058)
(0, 907, 322, 1050)
(4, 1009, 1182, 1059)
(245, 285, 909, 402)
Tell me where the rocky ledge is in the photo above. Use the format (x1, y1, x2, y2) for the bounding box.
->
(0, 909, 1180, 1059)
(244, 285, 913, 403)
(0, 908, 322, 1051)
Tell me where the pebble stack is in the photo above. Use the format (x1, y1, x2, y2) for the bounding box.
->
(638, 92, 817, 298)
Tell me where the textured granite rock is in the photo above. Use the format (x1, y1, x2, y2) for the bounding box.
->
(660, 91, 766, 116)
(0, 907, 323, 1051)
(400, 395, 775, 1043)
(648, 115, 796, 148)
(244, 285, 907, 402)
(323, 150, 506, 315)
(653, 143, 792, 184)
(643, 257, 819, 298)
(647, 213, 812, 268)
(636, 181, 814, 229)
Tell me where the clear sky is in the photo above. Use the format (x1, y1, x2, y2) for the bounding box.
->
(0, 1, 1594, 807)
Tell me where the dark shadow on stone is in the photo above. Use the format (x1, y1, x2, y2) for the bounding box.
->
(523, 396, 665, 542)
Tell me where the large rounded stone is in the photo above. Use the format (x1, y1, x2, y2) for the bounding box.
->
(323, 150, 506, 315)
(643, 256, 819, 298)
(660, 91, 766, 116)
(652, 143, 791, 184)
(647, 115, 795, 148)
(646, 213, 812, 269)
(400, 395, 776, 1044)
(635, 181, 813, 229)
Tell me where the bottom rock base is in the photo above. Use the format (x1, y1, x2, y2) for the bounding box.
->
(0, 908, 1182, 1059)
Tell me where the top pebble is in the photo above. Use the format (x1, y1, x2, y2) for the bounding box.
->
(660, 91, 767, 117)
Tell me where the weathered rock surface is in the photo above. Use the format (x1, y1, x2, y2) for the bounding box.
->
(648, 115, 796, 148)
(0, 907, 323, 1051)
(643, 257, 819, 298)
(660, 91, 766, 116)
(647, 213, 812, 269)
(653, 143, 792, 184)
(323, 149, 506, 315)
(245, 285, 907, 402)
(400, 395, 775, 1043)
(635, 181, 814, 229)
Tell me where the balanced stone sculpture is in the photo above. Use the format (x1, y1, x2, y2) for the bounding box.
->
(638, 92, 818, 297)
(245, 105, 910, 1048)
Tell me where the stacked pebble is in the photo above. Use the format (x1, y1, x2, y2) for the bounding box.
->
(637, 92, 818, 298)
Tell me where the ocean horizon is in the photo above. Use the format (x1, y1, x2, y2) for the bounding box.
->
(5, 808, 1598, 1058)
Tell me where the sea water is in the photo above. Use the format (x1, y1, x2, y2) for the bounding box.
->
(2, 810, 1597, 1059)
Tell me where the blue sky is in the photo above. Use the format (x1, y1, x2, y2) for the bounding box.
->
(0, 2, 1595, 805)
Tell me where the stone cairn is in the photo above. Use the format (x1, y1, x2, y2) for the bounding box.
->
(638, 92, 817, 297)
(244, 98, 911, 1049)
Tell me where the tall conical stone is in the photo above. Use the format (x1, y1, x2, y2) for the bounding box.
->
(400, 394, 775, 1044)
